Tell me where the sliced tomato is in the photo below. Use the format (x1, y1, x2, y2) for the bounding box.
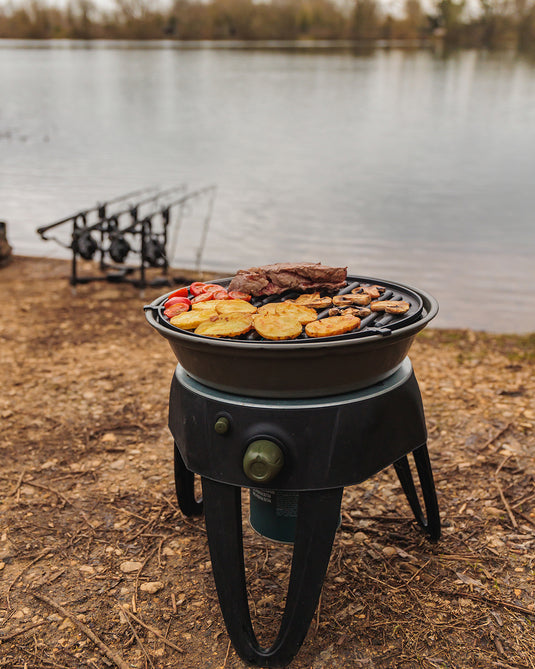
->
(189, 281, 208, 296)
(164, 296, 191, 309)
(191, 290, 218, 304)
(213, 289, 229, 300)
(167, 287, 189, 299)
(228, 290, 252, 302)
(164, 302, 190, 318)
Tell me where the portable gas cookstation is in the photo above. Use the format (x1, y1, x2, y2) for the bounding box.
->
(145, 275, 441, 667)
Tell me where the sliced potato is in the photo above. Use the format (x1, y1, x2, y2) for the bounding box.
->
(273, 302, 317, 324)
(370, 300, 410, 315)
(170, 309, 217, 330)
(255, 302, 316, 324)
(194, 313, 253, 338)
(256, 303, 279, 316)
(292, 291, 321, 304)
(253, 313, 302, 340)
(215, 299, 257, 315)
(333, 293, 371, 307)
(305, 315, 360, 338)
(191, 299, 229, 311)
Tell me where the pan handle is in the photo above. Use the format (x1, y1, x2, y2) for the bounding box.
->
(143, 302, 161, 314)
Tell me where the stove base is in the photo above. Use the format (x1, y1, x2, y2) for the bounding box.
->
(169, 361, 440, 667)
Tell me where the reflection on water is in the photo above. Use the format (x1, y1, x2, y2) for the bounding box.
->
(1, 41, 534, 332)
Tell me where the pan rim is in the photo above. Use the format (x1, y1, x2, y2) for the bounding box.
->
(145, 274, 439, 350)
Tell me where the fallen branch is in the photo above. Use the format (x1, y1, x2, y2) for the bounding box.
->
(121, 608, 183, 654)
(0, 621, 46, 641)
(433, 587, 535, 617)
(477, 422, 512, 452)
(222, 640, 232, 669)
(31, 592, 130, 669)
(494, 476, 518, 529)
(6, 548, 52, 609)
(9, 469, 25, 498)
(118, 604, 155, 669)
(133, 539, 164, 611)
(21, 480, 95, 531)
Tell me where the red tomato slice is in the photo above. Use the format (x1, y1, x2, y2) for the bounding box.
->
(191, 287, 219, 303)
(164, 302, 190, 318)
(228, 290, 252, 302)
(164, 296, 191, 309)
(167, 287, 189, 299)
(190, 282, 208, 296)
(213, 290, 229, 299)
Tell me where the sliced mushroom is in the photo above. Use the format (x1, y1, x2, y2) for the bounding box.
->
(352, 284, 385, 299)
(370, 300, 410, 315)
(344, 306, 372, 318)
(289, 293, 333, 309)
(333, 293, 371, 307)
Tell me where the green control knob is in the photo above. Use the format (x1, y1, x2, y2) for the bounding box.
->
(243, 440, 284, 483)
(214, 416, 230, 435)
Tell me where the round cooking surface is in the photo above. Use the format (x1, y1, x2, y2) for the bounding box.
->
(146, 275, 433, 346)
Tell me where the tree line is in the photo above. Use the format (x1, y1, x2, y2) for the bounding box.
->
(1, 0, 534, 51)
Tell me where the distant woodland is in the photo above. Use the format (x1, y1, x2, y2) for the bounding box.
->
(1, 0, 534, 51)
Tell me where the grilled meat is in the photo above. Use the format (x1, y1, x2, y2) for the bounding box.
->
(228, 262, 347, 297)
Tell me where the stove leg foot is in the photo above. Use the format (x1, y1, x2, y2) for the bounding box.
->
(173, 443, 203, 517)
(201, 478, 343, 668)
(393, 443, 440, 541)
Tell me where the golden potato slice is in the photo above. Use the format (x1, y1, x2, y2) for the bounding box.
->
(194, 313, 253, 338)
(191, 299, 228, 311)
(215, 299, 257, 314)
(305, 315, 360, 338)
(170, 309, 217, 330)
(333, 293, 371, 307)
(292, 291, 321, 304)
(256, 303, 279, 316)
(370, 300, 410, 315)
(253, 313, 302, 340)
(273, 302, 317, 325)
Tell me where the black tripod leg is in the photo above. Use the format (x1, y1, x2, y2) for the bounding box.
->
(201, 477, 343, 668)
(173, 443, 203, 517)
(393, 443, 440, 542)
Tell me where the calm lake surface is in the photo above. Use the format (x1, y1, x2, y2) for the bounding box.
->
(1, 40, 535, 333)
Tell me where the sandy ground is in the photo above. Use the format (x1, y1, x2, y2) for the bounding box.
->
(1, 256, 534, 668)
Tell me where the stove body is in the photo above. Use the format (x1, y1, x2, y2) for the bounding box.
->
(168, 358, 440, 667)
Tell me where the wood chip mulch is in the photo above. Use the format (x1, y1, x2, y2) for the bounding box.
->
(1, 256, 534, 668)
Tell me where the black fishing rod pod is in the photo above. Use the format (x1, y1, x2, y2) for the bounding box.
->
(107, 217, 131, 264)
(71, 215, 98, 260)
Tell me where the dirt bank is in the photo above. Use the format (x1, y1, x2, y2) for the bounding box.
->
(1, 256, 534, 668)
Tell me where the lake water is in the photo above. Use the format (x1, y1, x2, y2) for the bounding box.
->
(1, 40, 535, 333)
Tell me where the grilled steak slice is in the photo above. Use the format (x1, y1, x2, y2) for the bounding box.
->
(228, 262, 347, 297)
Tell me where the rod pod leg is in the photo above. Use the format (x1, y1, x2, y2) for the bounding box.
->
(201, 478, 344, 668)
(393, 443, 440, 541)
(173, 444, 203, 517)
